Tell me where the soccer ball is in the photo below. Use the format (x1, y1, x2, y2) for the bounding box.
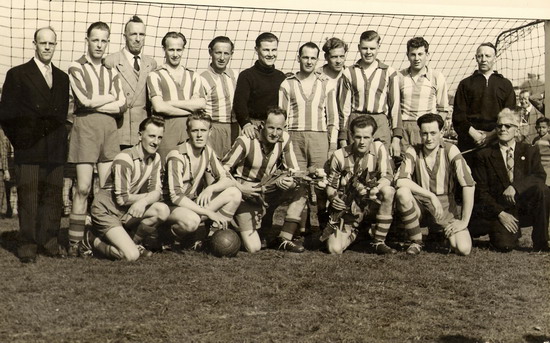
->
(209, 229, 241, 258)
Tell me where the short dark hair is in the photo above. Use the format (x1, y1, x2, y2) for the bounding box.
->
(186, 109, 213, 130)
(34, 26, 57, 42)
(208, 36, 234, 51)
(255, 32, 278, 47)
(359, 30, 380, 44)
(322, 37, 348, 54)
(477, 42, 497, 54)
(417, 113, 444, 131)
(265, 106, 287, 121)
(298, 42, 320, 57)
(406, 37, 429, 54)
(350, 115, 377, 135)
(87, 21, 110, 37)
(124, 15, 144, 33)
(139, 115, 165, 132)
(162, 31, 187, 49)
(535, 117, 550, 127)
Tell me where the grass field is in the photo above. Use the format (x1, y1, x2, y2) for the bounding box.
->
(0, 216, 549, 343)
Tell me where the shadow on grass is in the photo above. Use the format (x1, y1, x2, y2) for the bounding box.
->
(524, 334, 550, 343)
(438, 334, 482, 343)
(0, 229, 18, 256)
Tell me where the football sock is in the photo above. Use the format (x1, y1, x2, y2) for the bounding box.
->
(401, 205, 422, 241)
(279, 219, 300, 241)
(373, 214, 393, 242)
(132, 222, 156, 244)
(68, 213, 87, 245)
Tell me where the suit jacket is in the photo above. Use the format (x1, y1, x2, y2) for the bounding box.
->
(472, 142, 547, 219)
(104, 51, 157, 146)
(0, 59, 69, 164)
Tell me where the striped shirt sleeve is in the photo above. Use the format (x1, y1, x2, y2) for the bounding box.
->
(435, 71, 450, 114)
(326, 150, 343, 189)
(279, 80, 291, 116)
(68, 62, 93, 108)
(374, 141, 394, 181)
(112, 153, 135, 206)
(222, 137, 247, 174)
(147, 154, 163, 193)
(166, 150, 188, 205)
(282, 134, 300, 171)
(397, 146, 417, 180)
(337, 72, 352, 140)
(387, 67, 403, 137)
(326, 87, 339, 144)
(146, 71, 163, 99)
(448, 144, 475, 187)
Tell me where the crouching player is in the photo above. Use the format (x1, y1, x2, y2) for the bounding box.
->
(85, 116, 170, 261)
(325, 115, 396, 254)
(165, 111, 242, 247)
(395, 113, 474, 255)
(222, 107, 308, 253)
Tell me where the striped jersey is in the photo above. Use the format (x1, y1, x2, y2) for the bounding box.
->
(338, 59, 402, 136)
(398, 67, 449, 121)
(326, 141, 393, 190)
(222, 131, 299, 183)
(200, 65, 236, 123)
(147, 64, 203, 116)
(165, 142, 229, 205)
(279, 72, 338, 144)
(69, 55, 126, 115)
(102, 145, 162, 207)
(315, 65, 344, 93)
(397, 141, 475, 198)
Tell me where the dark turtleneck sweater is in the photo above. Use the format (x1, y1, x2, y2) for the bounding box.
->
(233, 60, 286, 127)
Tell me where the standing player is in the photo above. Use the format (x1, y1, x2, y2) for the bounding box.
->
(147, 31, 205, 162)
(399, 37, 449, 151)
(395, 113, 474, 256)
(325, 115, 395, 254)
(223, 107, 307, 253)
(164, 111, 242, 246)
(279, 42, 338, 232)
(338, 30, 402, 157)
(453, 42, 516, 160)
(233, 32, 286, 139)
(316, 37, 348, 92)
(200, 36, 239, 158)
(67, 22, 127, 257)
(104, 15, 157, 150)
(85, 116, 169, 261)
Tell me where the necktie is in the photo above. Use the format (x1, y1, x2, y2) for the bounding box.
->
(506, 147, 514, 182)
(44, 64, 53, 88)
(133, 55, 140, 72)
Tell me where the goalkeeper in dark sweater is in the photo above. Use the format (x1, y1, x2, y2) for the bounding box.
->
(233, 32, 286, 140)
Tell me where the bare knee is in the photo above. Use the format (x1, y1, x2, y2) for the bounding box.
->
(74, 180, 92, 198)
(225, 187, 242, 203)
(379, 185, 395, 201)
(240, 230, 261, 253)
(151, 203, 170, 223)
(327, 239, 344, 255)
(122, 246, 140, 262)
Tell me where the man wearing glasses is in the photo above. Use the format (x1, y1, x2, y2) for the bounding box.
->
(470, 108, 549, 252)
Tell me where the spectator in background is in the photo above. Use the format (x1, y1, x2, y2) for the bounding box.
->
(532, 117, 550, 186)
(520, 73, 544, 113)
(517, 89, 543, 144)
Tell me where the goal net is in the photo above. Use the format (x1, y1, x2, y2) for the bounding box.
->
(0, 0, 545, 94)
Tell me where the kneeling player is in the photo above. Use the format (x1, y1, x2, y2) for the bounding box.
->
(223, 107, 308, 253)
(395, 113, 473, 255)
(325, 115, 396, 254)
(86, 116, 170, 261)
(165, 111, 242, 247)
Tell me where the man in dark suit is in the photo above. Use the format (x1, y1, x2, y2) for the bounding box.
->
(0, 27, 70, 263)
(104, 15, 157, 150)
(471, 108, 549, 251)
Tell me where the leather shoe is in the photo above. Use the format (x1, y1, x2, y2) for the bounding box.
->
(19, 255, 37, 264)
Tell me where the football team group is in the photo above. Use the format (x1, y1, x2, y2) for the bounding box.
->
(1, 15, 549, 263)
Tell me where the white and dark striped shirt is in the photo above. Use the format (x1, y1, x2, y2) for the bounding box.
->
(399, 66, 449, 121)
(200, 65, 236, 123)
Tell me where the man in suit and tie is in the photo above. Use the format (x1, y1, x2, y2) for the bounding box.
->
(471, 108, 549, 251)
(104, 15, 157, 150)
(0, 27, 70, 263)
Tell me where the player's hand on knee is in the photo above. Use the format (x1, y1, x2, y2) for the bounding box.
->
(242, 124, 258, 140)
(197, 187, 214, 207)
(390, 137, 401, 157)
(444, 219, 467, 238)
(330, 196, 346, 211)
(207, 211, 229, 229)
(498, 211, 519, 234)
(128, 199, 147, 218)
(238, 183, 262, 198)
(276, 176, 295, 190)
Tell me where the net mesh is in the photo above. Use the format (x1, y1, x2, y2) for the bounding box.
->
(0, 0, 545, 93)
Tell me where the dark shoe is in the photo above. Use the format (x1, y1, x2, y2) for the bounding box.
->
(77, 240, 94, 259)
(40, 244, 68, 259)
(276, 237, 305, 253)
(67, 242, 80, 258)
(19, 255, 37, 264)
(406, 242, 424, 255)
(373, 242, 397, 255)
(136, 244, 153, 257)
